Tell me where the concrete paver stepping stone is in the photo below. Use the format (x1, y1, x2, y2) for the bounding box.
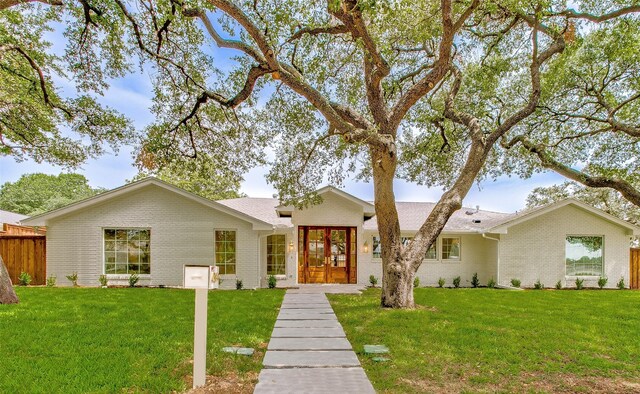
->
(263, 350, 360, 368)
(271, 327, 346, 338)
(221, 347, 254, 356)
(268, 337, 352, 350)
(276, 312, 338, 320)
(254, 367, 375, 394)
(274, 319, 342, 328)
(278, 308, 334, 314)
(364, 344, 389, 354)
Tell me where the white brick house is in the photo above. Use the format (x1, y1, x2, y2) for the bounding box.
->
(22, 178, 639, 288)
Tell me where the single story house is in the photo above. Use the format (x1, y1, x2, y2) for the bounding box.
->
(22, 178, 639, 289)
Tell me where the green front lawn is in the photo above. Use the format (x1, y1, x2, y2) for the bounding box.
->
(0, 287, 284, 393)
(329, 288, 640, 393)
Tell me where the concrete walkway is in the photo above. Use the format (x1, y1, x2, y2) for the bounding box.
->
(254, 287, 375, 394)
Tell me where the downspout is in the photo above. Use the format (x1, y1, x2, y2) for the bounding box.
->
(482, 233, 500, 285)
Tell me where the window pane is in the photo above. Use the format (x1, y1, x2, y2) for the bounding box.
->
(140, 264, 150, 275)
(442, 238, 460, 260)
(373, 236, 381, 258)
(115, 264, 128, 274)
(105, 229, 116, 240)
(116, 230, 127, 240)
(566, 236, 603, 276)
(105, 251, 115, 263)
(426, 242, 437, 259)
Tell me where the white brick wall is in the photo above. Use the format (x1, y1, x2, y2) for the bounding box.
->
(46, 184, 260, 288)
(359, 232, 498, 287)
(499, 204, 630, 289)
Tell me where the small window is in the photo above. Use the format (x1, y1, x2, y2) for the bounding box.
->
(372, 235, 438, 260)
(267, 234, 286, 276)
(566, 236, 603, 276)
(104, 228, 150, 274)
(442, 237, 461, 260)
(215, 230, 236, 275)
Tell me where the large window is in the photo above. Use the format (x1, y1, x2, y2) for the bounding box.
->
(442, 237, 461, 260)
(372, 236, 437, 260)
(267, 234, 286, 275)
(104, 229, 150, 275)
(215, 230, 236, 275)
(566, 236, 603, 276)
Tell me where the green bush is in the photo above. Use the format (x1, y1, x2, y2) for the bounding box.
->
(413, 277, 420, 288)
(487, 277, 496, 288)
(66, 272, 78, 287)
(597, 277, 608, 289)
(534, 279, 543, 290)
(18, 272, 32, 286)
(510, 278, 521, 288)
(575, 278, 584, 290)
(471, 272, 479, 288)
(236, 278, 243, 290)
(128, 274, 139, 288)
(267, 275, 277, 289)
(555, 280, 562, 290)
(617, 277, 626, 290)
(452, 276, 461, 288)
(46, 276, 56, 287)
(437, 277, 445, 288)
(369, 275, 378, 287)
(99, 275, 108, 287)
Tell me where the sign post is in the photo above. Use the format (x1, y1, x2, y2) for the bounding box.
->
(184, 265, 216, 389)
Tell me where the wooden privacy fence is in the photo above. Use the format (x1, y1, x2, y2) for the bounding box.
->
(0, 235, 46, 285)
(632, 248, 640, 290)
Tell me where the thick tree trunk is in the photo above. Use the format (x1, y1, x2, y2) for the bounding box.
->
(370, 143, 417, 308)
(0, 256, 19, 304)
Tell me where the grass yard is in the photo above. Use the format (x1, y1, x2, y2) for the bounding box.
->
(0, 287, 284, 393)
(329, 288, 640, 393)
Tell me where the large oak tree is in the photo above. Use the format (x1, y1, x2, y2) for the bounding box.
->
(4, 0, 640, 308)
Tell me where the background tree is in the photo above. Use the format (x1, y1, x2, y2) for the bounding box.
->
(526, 181, 640, 226)
(131, 155, 244, 200)
(0, 173, 105, 215)
(0, 0, 135, 166)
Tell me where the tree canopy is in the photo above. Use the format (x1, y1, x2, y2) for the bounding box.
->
(3, 0, 640, 307)
(0, 173, 105, 215)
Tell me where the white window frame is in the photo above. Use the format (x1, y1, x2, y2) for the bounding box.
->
(102, 227, 151, 278)
(564, 234, 605, 278)
(266, 234, 287, 278)
(371, 234, 439, 262)
(441, 236, 462, 262)
(214, 228, 237, 276)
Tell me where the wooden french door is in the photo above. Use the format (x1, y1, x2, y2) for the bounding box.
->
(298, 226, 357, 284)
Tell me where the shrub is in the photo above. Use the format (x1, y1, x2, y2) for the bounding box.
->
(46, 276, 56, 287)
(575, 278, 584, 290)
(617, 277, 626, 290)
(510, 278, 521, 288)
(99, 275, 108, 287)
(66, 272, 79, 287)
(534, 279, 543, 290)
(18, 272, 32, 286)
(437, 277, 445, 288)
(267, 275, 277, 289)
(471, 272, 479, 288)
(128, 274, 139, 288)
(236, 278, 243, 290)
(369, 275, 378, 287)
(413, 277, 420, 288)
(597, 277, 608, 289)
(452, 276, 461, 288)
(487, 277, 496, 288)
(555, 280, 562, 290)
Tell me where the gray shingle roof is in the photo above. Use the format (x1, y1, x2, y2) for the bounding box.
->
(0, 209, 28, 225)
(217, 197, 514, 233)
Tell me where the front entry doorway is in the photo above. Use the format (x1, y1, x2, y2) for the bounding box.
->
(298, 226, 357, 284)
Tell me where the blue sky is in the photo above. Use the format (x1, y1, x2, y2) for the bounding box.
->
(0, 19, 567, 213)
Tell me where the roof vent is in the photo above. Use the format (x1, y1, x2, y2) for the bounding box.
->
(472, 219, 482, 223)
(465, 205, 480, 215)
